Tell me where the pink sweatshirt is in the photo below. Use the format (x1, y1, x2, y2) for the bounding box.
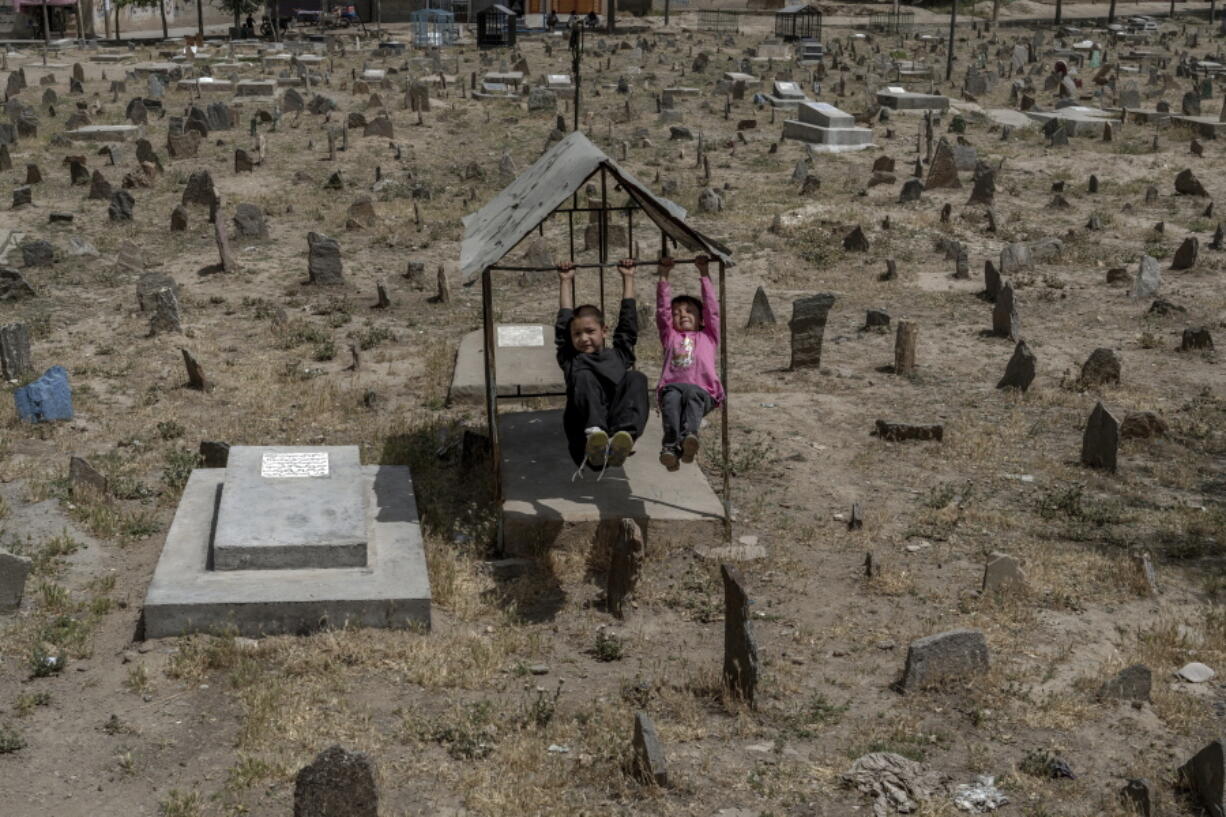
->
(656, 276, 725, 405)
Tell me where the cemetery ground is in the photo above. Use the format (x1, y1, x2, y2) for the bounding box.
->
(1, 10, 1226, 817)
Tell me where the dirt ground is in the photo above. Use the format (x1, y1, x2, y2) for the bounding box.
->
(1, 7, 1225, 817)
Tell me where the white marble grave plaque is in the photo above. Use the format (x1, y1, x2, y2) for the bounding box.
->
(497, 325, 545, 347)
(261, 451, 330, 478)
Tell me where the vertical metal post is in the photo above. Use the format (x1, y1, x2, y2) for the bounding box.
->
(718, 259, 731, 542)
(945, 0, 956, 82)
(481, 268, 503, 512)
(567, 209, 576, 305)
(627, 207, 634, 260)
(598, 166, 608, 314)
(41, 0, 51, 44)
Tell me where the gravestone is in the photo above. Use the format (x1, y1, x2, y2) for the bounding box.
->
(170, 205, 188, 231)
(234, 149, 255, 173)
(0, 323, 32, 381)
(182, 348, 207, 390)
(1081, 401, 1120, 472)
(1181, 327, 1214, 351)
(1081, 348, 1121, 387)
(0, 550, 31, 611)
(926, 137, 961, 189)
(149, 287, 182, 334)
(14, 366, 73, 422)
(722, 564, 758, 703)
(108, 190, 135, 221)
(992, 283, 1019, 340)
(1171, 237, 1198, 270)
(630, 712, 668, 786)
(1132, 255, 1161, 298)
(843, 225, 869, 252)
(900, 629, 989, 691)
(21, 240, 54, 268)
(967, 164, 994, 205)
(1175, 168, 1208, 197)
(182, 170, 218, 209)
(996, 339, 1035, 391)
(747, 286, 776, 327)
(308, 232, 344, 284)
(88, 170, 112, 201)
(983, 551, 1024, 593)
(607, 518, 643, 619)
(1180, 740, 1226, 817)
(899, 178, 923, 203)
(69, 455, 108, 496)
(200, 441, 230, 468)
(213, 208, 238, 274)
(293, 746, 378, 817)
(894, 321, 917, 376)
(788, 294, 836, 370)
(233, 204, 267, 239)
(0, 267, 37, 299)
(984, 260, 1001, 301)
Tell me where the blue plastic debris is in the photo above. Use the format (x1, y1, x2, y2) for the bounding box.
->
(14, 365, 73, 423)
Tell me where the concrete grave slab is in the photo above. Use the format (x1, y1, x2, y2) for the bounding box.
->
(450, 324, 564, 404)
(142, 464, 430, 638)
(1025, 106, 1118, 137)
(177, 78, 234, 94)
(68, 124, 142, 142)
(783, 102, 874, 152)
(212, 446, 367, 571)
(499, 409, 725, 556)
(877, 88, 951, 111)
(1172, 116, 1226, 139)
(235, 80, 277, 97)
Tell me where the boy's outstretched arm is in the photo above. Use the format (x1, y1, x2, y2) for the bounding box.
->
(619, 258, 636, 301)
(556, 263, 576, 366)
(558, 262, 575, 310)
(614, 258, 638, 363)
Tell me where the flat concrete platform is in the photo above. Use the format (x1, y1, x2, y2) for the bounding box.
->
(782, 120, 875, 152)
(1024, 107, 1118, 137)
(142, 465, 430, 638)
(499, 409, 726, 556)
(450, 324, 563, 404)
(1172, 115, 1226, 139)
(68, 124, 142, 142)
(877, 89, 950, 111)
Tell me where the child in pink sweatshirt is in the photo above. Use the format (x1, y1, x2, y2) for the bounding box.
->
(655, 255, 724, 471)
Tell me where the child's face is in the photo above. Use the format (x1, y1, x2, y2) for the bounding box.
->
(569, 315, 607, 354)
(672, 301, 701, 333)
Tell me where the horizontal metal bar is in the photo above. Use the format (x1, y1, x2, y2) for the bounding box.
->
(495, 391, 566, 400)
(490, 257, 708, 273)
(552, 205, 640, 214)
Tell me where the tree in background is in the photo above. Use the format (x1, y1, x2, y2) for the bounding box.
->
(122, 0, 168, 39)
(216, 0, 262, 33)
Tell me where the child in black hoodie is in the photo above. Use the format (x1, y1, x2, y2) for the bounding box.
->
(555, 259, 649, 472)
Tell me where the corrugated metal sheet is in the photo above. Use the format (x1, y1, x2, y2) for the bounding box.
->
(459, 130, 732, 282)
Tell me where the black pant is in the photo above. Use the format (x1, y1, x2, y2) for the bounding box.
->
(564, 366, 649, 466)
(659, 383, 714, 450)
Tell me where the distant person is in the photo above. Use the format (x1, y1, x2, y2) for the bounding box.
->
(546, 9, 558, 31)
(653, 255, 722, 471)
(585, 9, 599, 28)
(555, 260, 648, 475)
(244, 13, 255, 36)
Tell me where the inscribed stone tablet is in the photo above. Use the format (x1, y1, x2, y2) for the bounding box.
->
(497, 325, 545, 348)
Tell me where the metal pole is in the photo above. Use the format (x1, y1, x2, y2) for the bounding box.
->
(1108, 0, 1117, 24)
(571, 24, 581, 132)
(664, 0, 669, 26)
(41, 0, 51, 45)
(945, 0, 956, 82)
(598, 167, 608, 314)
(718, 259, 731, 542)
(1055, 0, 1063, 26)
(481, 268, 503, 512)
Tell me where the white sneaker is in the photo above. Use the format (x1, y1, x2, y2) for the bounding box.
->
(584, 428, 608, 468)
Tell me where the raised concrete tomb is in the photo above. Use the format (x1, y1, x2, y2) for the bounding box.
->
(143, 445, 430, 638)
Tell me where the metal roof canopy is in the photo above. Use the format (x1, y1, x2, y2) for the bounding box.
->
(460, 130, 733, 283)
